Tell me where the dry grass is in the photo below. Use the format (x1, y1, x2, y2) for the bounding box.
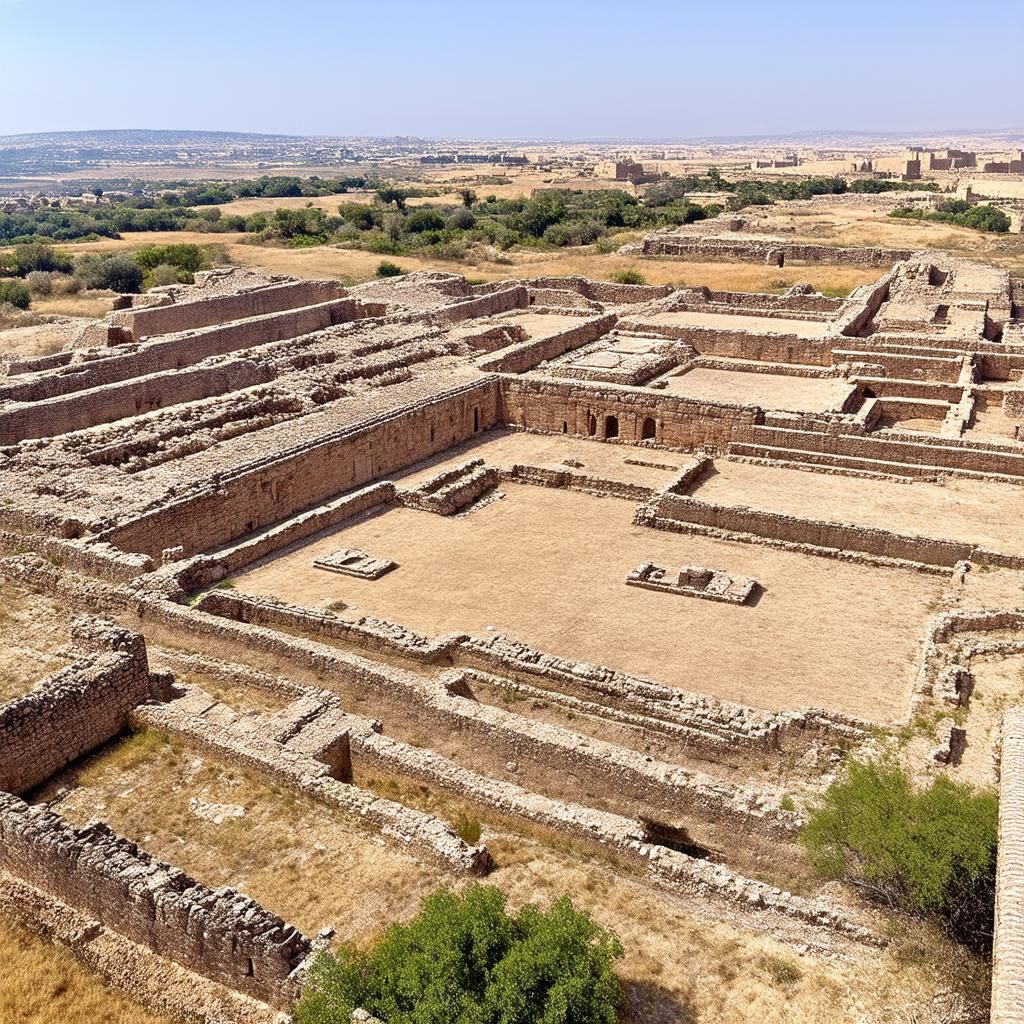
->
(0, 919, 170, 1024)
(41, 732, 439, 943)
(0, 584, 75, 703)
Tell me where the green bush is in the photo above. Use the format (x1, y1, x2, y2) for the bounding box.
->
(611, 269, 646, 285)
(405, 209, 446, 233)
(24, 270, 54, 295)
(0, 279, 31, 309)
(74, 253, 143, 293)
(12, 242, 73, 276)
(375, 260, 404, 278)
(802, 759, 997, 951)
(296, 885, 623, 1024)
(133, 243, 209, 274)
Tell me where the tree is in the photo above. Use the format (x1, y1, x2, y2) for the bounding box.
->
(458, 188, 478, 208)
(376, 187, 409, 212)
(802, 759, 998, 951)
(295, 885, 623, 1024)
(75, 253, 143, 293)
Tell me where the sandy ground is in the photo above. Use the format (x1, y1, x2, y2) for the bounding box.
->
(234, 482, 938, 721)
(643, 310, 831, 338)
(661, 367, 850, 412)
(694, 459, 1024, 556)
(391, 429, 690, 491)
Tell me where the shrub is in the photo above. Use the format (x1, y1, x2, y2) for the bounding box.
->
(447, 206, 476, 230)
(12, 242, 74, 276)
(74, 253, 143, 293)
(406, 209, 446, 233)
(453, 812, 482, 845)
(25, 270, 53, 296)
(802, 759, 998, 951)
(0, 280, 30, 309)
(611, 269, 646, 285)
(148, 263, 186, 287)
(49, 273, 81, 296)
(295, 885, 623, 1024)
(375, 260, 404, 278)
(133, 243, 209, 274)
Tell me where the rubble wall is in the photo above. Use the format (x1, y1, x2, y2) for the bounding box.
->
(0, 621, 154, 794)
(0, 793, 310, 1008)
(993, 707, 1024, 1024)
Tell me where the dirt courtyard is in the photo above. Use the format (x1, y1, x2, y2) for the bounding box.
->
(659, 367, 852, 413)
(234, 483, 939, 721)
(694, 458, 1024, 557)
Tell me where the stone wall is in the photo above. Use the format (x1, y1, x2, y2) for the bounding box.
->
(109, 279, 345, 341)
(0, 793, 310, 1008)
(477, 314, 617, 374)
(639, 234, 911, 268)
(102, 379, 502, 559)
(499, 376, 762, 449)
(993, 706, 1024, 1024)
(0, 618, 157, 794)
(642, 491, 980, 569)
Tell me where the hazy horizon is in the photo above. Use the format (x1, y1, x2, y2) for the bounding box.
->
(1, 0, 1019, 140)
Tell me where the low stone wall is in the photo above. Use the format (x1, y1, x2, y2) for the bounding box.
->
(109, 278, 345, 341)
(649, 492, 978, 568)
(639, 234, 911, 268)
(171, 596, 798, 841)
(396, 459, 500, 515)
(0, 618, 157, 795)
(133, 687, 488, 875)
(0, 531, 153, 582)
(993, 706, 1024, 1024)
(477, 314, 616, 374)
(0, 793, 310, 1008)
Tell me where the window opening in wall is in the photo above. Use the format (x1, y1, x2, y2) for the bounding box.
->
(641, 417, 656, 440)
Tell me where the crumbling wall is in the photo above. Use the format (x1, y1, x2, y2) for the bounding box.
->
(0, 793, 310, 1008)
(477, 314, 617, 374)
(109, 279, 345, 341)
(993, 706, 1024, 1024)
(102, 379, 502, 559)
(0, 618, 156, 794)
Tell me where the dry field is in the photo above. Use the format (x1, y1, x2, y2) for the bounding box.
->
(10, 724, 982, 1024)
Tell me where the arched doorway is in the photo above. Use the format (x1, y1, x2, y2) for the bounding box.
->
(587, 413, 597, 436)
(641, 417, 656, 440)
(605, 415, 619, 439)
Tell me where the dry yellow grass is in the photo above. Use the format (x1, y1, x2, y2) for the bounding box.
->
(0, 919, 170, 1024)
(28, 722, 982, 1024)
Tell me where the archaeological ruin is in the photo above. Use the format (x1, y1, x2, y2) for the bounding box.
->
(2, 246, 1024, 1021)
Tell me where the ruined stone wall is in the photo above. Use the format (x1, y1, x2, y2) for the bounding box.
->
(993, 706, 1024, 1024)
(648, 492, 977, 568)
(477, 314, 617, 374)
(744, 423, 1024, 479)
(0, 619, 155, 794)
(110, 279, 344, 340)
(617, 317, 832, 366)
(0, 358, 273, 444)
(500, 376, 762, 449)
(0, 299, 366, 407)
(639, 234, 911, 267)
(103, 379, 502, 559)
(0, 793, 310, 1008)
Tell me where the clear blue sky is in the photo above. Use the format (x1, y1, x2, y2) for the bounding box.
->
(1, 0, 1019, 139)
